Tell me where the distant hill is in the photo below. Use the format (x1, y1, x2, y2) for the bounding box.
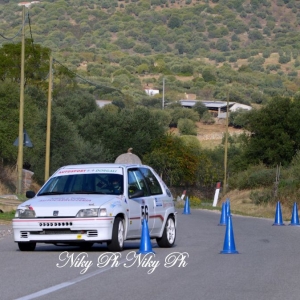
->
(1, 0, 300, 103)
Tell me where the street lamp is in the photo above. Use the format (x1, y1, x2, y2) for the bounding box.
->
(16, 1, 40, 194)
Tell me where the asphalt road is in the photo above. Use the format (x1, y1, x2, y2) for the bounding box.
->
(1, 209, 300, 300)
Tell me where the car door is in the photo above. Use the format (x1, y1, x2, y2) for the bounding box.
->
(139, 167, 165, 236)
(126, 168, 155, 238)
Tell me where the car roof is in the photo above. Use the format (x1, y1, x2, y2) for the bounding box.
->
(58, 163, 145, 170)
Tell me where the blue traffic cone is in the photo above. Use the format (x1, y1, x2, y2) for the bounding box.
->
(220, 215, 238, 254)
(289, 202, 300, 226)
(218, 202, 227, 226)
(182, 196, 191, 215)
(226, 198, 231, 217)
(273, 201, 285, 226)
(137, 218, 155, 254)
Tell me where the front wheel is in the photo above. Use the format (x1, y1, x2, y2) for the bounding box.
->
(107, 217, 125, 251)
(156, 216, 176, 248)
(18, 242, 36, 251)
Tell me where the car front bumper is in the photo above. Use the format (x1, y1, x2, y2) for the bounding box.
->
(13, 217, 114, 243)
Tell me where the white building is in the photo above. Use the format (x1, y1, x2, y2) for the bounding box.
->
(96, 100, 112, 108)
(145, 89, 160, 96)
(179, 100, 252, 119)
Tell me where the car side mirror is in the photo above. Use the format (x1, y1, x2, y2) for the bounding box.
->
(26, 191, 36, 199)
(129, 189, 144, 199)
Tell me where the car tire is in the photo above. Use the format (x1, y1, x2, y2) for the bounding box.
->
(107, 217, 125, 251)
(18, 242, 36, 251)
(156, 216, 176, 248)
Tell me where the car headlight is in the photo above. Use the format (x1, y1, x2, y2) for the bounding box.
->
(99, 208, 107, 217)
(15, 209, 36, 219)
(76, 208, 99, 218)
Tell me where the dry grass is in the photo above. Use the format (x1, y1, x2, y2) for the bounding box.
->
(218, 189, 293, 221)
(199, 139, 223, 149)
(173, 122, 293, 221)
(196, 121, 244, 149)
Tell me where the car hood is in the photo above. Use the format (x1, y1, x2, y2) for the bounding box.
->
(18, 194, 119, 217)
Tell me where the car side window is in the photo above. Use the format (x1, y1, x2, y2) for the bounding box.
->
(128, 169, 150, 197)
(48, 177, 66, 193)
(140, 168, 163, 195)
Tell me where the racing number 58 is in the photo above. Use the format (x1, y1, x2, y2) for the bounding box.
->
(141, 205, 148, 223)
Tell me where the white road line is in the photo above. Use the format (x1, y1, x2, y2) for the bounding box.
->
(15, 258, 127, 300)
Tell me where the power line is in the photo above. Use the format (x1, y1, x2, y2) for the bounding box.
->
(53, 58, 122, 93)
(28, 10, 121, 93)
(0, 13, 26, 41)
(27, 11, 36, 51)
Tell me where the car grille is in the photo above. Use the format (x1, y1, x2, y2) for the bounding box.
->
(30, 229, 79, 235)
(87, 230, 98, 237)
(20, 231, 29, 238)
(39, 222, 73, 227)
(28, 229, 98, 236)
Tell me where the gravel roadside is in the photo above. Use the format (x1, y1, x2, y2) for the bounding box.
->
(0, 223, 13, 239)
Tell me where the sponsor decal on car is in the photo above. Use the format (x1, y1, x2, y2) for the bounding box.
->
(110, 201, 122, 208)
(163, 202, 174, 208)
(58, 169, 87, 174)
(155, 198, 163, 207)
(93, 169, 119, 173)
(39, 197, 92, 202)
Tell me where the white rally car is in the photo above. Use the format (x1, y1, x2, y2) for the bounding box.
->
(13, 164, 177, 251)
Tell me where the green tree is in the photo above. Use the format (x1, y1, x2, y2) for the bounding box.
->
(168, 15, 182, 29)
(202, 68, 216, 82)
(177, 118, 197, 135)
(244, 97, 296, 166)
(144, 133, 199, 186)
(0, 40, 50, 86)
(201, 111, 215, 124)
(229, 109, 250, 128)
(193, 101, 208, 118)
(53, 89, 98, 124)
(168, 107, 199, 126)
(79, 106, 166, 159)
(0, 81, 40, 165)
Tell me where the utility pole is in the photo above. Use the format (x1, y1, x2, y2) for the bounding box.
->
(162, 77, 165, 109)
(223, 90, 229, 196)
(16, 5, 26, 195)
(45, 55, 53, 182)
(16, 1, 41, 194)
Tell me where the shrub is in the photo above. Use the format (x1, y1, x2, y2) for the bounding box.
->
(178, 118, 197, 136)
(201, 111, 215, 125)
(248, 169, 275, 188)
(250, 189, 273, 205)
(229, 165, 276, 190)
(189, 196, 201, 207)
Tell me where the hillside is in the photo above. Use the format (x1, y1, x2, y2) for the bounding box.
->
(1, 0, 300, 105)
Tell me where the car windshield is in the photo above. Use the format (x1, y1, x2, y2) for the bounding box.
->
(38, 173, 124, 196)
